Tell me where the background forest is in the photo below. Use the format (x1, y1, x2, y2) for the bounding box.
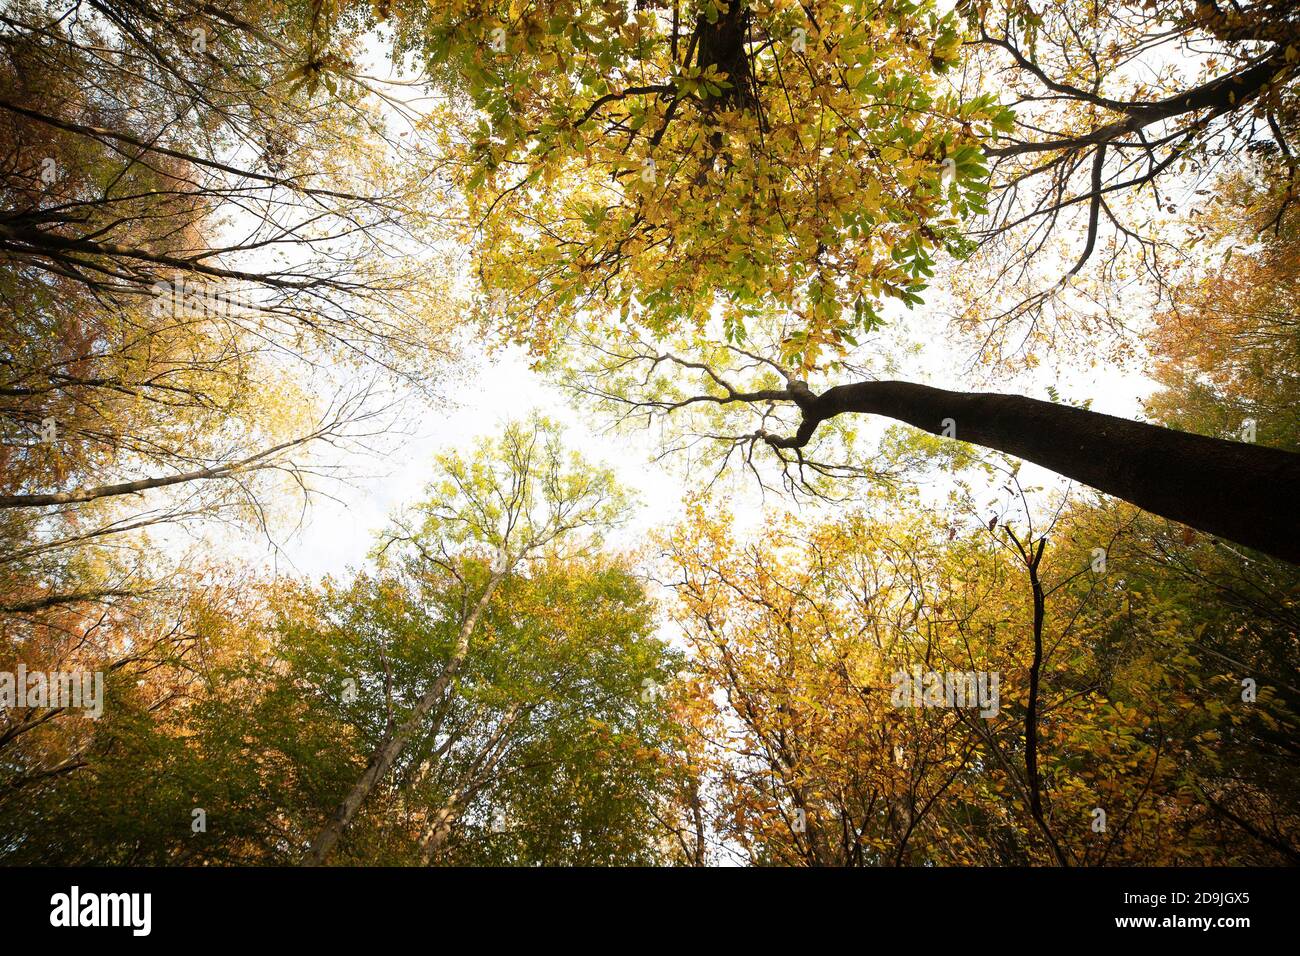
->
(1, 0, 1297, 866)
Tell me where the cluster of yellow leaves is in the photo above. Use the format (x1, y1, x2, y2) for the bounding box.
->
(398, 0, 1007, 367)
(658, 492, 1298, 864)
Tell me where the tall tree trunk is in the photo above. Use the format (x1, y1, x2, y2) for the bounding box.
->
(772, 380, 1300, 563)
(1007, 529, 1071, 866)
(300, 572, 503, 865)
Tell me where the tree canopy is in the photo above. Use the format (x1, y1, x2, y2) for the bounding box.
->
(1, 0, 1296, 868)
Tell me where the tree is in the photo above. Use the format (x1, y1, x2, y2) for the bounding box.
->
(300, 416, 632, 863)
(964, 0, 1300, 345)
(0, 430, 689, 866)
(0, 4, 456, 531)
(1144, 162, 1300, 454)
(368, 0, 1300, 562)
(0, 0, 459, 721)
(661, 482, 1298, 864)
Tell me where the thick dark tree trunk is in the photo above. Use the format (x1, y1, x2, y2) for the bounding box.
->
(694, 0, 755, 110)
(775, 380, 1300, 563)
